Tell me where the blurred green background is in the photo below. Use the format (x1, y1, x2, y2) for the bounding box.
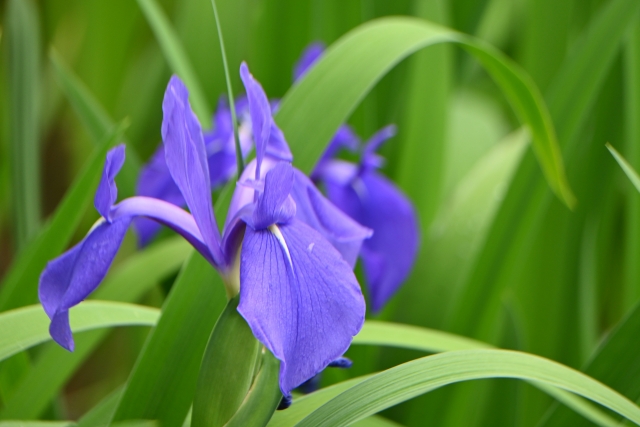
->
(1, 0, 639, 425)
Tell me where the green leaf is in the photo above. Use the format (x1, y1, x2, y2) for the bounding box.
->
(448, 0, 640, 343)
(0, 237, 189, 420)
(353, 320, 491, 352)
(0, 302, 159, 363)
(5, 0, 41, 251)
(110, 252, 227, 427)
(192, 297, 261, 427)
(294, 350, 640, 427)
(224, 352, 282, 427)
(0, 122, 126, 312)
(275, 16, 575, 207)
(135, 0, 211, 125)
(606, 143, 640, 193)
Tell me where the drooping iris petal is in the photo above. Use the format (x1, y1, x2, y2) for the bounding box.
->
(324, 169, 419, 312)
(252, 162, 296, 230)
(162, 75, 223, 265)
(293, 42, 325, 81)
(134, 146, 186, 246)
(240, 62, 271, 179)
(291, 169, 371, 267)
(39, 216, 131, 351)
(95, 144, 125, 221)
(238, 220, 365, 396)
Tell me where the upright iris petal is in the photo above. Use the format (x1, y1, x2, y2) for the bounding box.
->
(162, 76, 224, 266)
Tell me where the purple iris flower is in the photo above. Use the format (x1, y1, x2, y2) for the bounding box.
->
(135, 89, 291, 247)
(294, 42, 420, 312)
(313, 125, 420, 313)
(39, 63, 370, 397)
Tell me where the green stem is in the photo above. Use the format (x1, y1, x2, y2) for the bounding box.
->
(210, 0, 244, 175)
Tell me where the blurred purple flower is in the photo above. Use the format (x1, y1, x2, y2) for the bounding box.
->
(39, 64, 369, 397)
(314, 125, 420, 313)
(295, 42, 420, 312)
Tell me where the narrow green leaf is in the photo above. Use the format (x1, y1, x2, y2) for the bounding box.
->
(270, 321, 617, 427)
(208, 0, 243, 174)
(607, 143, 640, 193)
(0, 302, 159, 363)
(448, 0, 640, 342)
(111, 252, 226, 427)
(295, 350, 640, 427)
(0, 122, 126, 312)
(192, 297, 261, 427)
(225, 352, 282, 427)
(275, 16, 575, 207)
(135, 0, 211, 125)
(353, 320, 491, 352)
(76, 386, 123, 427)
(5, 0, 41, 251)
(1, 237, 188, 420)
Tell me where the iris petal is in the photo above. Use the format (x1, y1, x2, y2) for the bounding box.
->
(39, 216, 131, 351)
(134, 146, 185, 246)
(325, 169, 419, 312)
(238, 220, 365, 396)
(292, 169, 371, 267)
(240, 62, 271, 178)
(162, 75, 223, 265)
(293, 42, 325, 81)
(95, 144, 125, 221)
(252, 162, 296, 230)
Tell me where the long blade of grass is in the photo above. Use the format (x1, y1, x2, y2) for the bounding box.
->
(448, 0, 640, 341)
(1, 237, 189, 420)
(209, 0, 243, 174)
(0, 302, 159, 364)
(5, 0, 41, 251)
(294, 350, 640, 427)
(110, 252, 226, 427)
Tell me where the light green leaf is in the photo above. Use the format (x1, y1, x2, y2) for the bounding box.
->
(135, 0, 210, 125)
(295, 350, 640, 427)
(276, 16, 575, 207)
(0, 237, 189, 420)
(192, 297, 262, 427)
(110, 252, 227, 427)
(0, 302, 159, 363)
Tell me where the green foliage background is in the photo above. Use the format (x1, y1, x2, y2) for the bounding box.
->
(0, 0, 639, 426)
